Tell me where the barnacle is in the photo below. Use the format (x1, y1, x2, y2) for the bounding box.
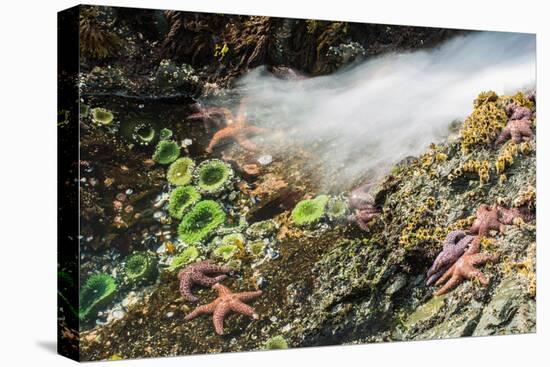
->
(152, 140, 180, 164)
(167, 158, 195, 186)
(460, 92, 507, 153)
(79, 273, 117, 321)
(246, 219, 279, 239)
(177, 200, 226, 244)
(510, 91, 535, 110)
(513, 185, 536, 209)
(247, 240, 266, 257)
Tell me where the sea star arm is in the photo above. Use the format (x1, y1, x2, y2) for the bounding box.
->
(434, 273, 462, 296)
(213, 303, 231, 335)
(179, 275, 199, 302)
(470, 219, 481, 234)
(194, 273, 228, 287)
(230, 301, 258, 319)
(462, 266, 489, 286)
(434, 263, 456, 287)
(185, 302, 217, 321)
(206, 129, 236, 152)
(234, 135, 259, 152)
(235, 290, 263, 302)
(213, 284, 232, 297)
(469, 252, 498, 267)
(235, 98, 249, 124)
(200, 263, 231, 275)
(495, 126, 511, 145)
(516, 123, 533, 141)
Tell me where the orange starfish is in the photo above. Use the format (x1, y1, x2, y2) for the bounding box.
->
(205, 98, 265, 153)
(470, 204, 504, 236)
(184, 283, 262, 335)
(434, 237, 498, 296)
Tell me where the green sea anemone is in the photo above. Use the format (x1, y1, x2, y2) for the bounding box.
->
(326, 197, 349, 221)
(152, 140, 180, 164)
(168, 185, 201, 219)
(291, 195, 329, 227)
(159, 128, 173, 140)
(91, 107, 114, 125)
(247, 240, 266, 257)
(132, 122, 156, 146)
(178, 200, 226, 244)
(213, 244, 239, 260)
(195, 159, 234, 195)
(124, 252, 158, 284)
(79, 273, 117, 321)
(167, 158, 195, 186)
(167, 246, 199, 271)
(264, 335, 289, 350)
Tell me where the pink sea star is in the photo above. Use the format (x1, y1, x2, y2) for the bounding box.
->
(178, 261, 231, 302)
(184, 283, 262, 335)
(434, 236, 498, 296)
(426, 230, 476, 286)
(347, 184, 380, 231)
(495, 119, 534, 145)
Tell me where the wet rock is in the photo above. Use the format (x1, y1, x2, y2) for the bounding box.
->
(473, 278, 535, 336)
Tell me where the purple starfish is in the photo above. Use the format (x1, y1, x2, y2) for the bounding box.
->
(426, 230, 476, 286)
(178, 260, 232, 302)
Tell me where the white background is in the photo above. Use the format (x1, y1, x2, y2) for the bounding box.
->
(0, 0, 547, 366)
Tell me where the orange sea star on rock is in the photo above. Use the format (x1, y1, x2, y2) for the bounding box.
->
(470, 204, 534, 236)
(470, 204, 505, 236)
(184, 283, 262, 335)
(434, 236, 498, 296)
(178, 261, 231, 302)
(205, 98, 265, 153)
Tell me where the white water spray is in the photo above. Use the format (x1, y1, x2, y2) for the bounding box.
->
(233, 31, 536, 189)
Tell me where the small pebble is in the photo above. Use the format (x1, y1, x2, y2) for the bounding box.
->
(258, 155, 273, 165)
